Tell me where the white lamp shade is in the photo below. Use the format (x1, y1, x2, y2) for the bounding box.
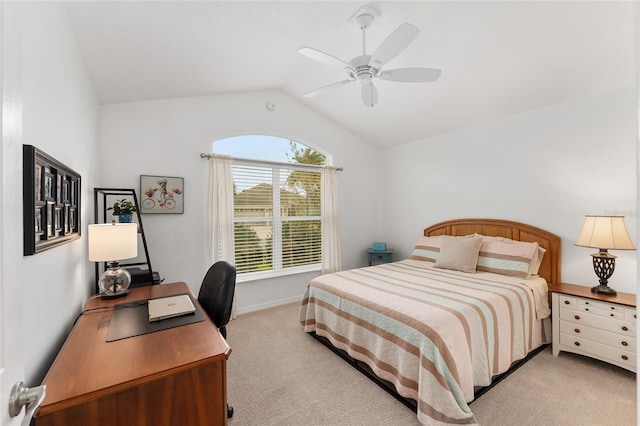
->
(575, 215, 636, 250)
(88, 223, 138, 261)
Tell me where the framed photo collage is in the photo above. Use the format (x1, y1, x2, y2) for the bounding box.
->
(23, 145, 81, 255)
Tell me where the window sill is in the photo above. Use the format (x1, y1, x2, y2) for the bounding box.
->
(236, 264, 321, 283)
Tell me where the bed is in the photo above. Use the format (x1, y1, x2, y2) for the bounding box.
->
(299, 218, 561, 426)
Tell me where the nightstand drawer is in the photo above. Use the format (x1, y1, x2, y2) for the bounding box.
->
(559, 308, 635, 336)
(367, 249, 394, 266)
(578, 299, 625, 319)
(559, 333, 636, 370)
(559, 321, 636, 353)
(370, 253, 392, 262)
(558, 295, 578, 309)
(579, 304, 625, 320)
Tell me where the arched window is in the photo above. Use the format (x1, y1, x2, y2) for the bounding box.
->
(213, 135, 327, 278)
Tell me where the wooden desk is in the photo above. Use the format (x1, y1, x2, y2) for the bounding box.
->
(35, 282, 231, 426)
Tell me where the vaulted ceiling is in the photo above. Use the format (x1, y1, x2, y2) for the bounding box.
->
(64, 1, 636, 149)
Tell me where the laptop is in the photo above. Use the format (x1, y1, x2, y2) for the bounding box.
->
(148, 294, 196, 322)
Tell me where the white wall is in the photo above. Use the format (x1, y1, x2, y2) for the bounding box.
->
(383, 86, 638, 294)
(6, 2, 100, 385)
(99, 91, 382, 313)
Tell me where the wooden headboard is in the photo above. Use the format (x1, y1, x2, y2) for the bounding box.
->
(424, 218, 561, 285)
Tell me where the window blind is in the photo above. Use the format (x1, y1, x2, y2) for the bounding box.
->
(232, 162, 322, 275)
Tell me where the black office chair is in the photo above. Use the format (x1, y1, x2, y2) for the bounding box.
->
(198, 260, 236, 418)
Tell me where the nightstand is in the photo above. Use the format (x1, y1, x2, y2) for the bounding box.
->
(550, 282, 636, 372)
(367, 249, 394, 266)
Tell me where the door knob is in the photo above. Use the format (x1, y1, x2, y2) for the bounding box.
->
(9, 381, 46, 426)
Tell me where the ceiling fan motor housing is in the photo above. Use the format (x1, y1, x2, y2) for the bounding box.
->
(348, 55, 378, 83)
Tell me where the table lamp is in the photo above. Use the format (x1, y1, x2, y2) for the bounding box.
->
(88, 222, 138, 299)
(575, 215, 636, 295)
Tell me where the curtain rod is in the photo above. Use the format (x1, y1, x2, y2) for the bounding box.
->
(199, 153, 343, 171)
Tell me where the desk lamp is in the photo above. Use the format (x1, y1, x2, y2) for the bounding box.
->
(575, 215, 635, 295)
(88, 222, 138, 299)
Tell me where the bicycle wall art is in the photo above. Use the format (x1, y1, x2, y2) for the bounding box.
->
(140, 175, 184, 214)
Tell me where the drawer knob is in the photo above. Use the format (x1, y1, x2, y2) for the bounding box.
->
(622, 355, 629, 361)
(574, 328, 581, 334)
(622, 326, 629, 331)
(564, 300, 570, 305)
(574, 315, 581, 320)
(622, 341, 628, 347)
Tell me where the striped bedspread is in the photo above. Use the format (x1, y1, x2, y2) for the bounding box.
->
(299, 259, 551, 426)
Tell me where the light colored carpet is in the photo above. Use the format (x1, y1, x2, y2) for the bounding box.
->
(226, 302, 636, 426)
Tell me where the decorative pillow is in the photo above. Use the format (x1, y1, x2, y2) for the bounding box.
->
(409, 235, 444, 262)
(476, 238, 540, 278)
(474, 234, 546, 276)
(434, 235, 484, 273)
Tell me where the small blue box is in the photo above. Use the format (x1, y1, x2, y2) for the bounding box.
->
(372, 242, 387, 252)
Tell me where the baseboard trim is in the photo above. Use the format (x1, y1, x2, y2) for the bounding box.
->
(236, 296, 301, 315)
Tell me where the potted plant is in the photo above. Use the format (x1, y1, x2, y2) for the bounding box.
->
(107, 199, 137, 223)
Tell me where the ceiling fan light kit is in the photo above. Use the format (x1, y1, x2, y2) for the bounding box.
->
(299, 6, 441, 107)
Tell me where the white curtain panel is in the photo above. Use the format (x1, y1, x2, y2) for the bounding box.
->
(321, 167, 342, 274)
(207, 154, 236, 317)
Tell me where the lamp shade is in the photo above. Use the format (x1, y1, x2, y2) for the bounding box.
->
(575, 215, 636, 250)
(88, 223, 138, 261)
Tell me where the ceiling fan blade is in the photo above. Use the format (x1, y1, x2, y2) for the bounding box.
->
(379, 67, 442, 82)
(369, 23, 419, 70)
(303, 79, 354, 98)
(298, 47, 351, 69)
(361, 82, 378, 107)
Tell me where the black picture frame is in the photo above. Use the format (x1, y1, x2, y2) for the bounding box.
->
(23, 145, 81, 255)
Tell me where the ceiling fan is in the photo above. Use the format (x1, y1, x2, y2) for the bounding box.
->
(298, 7, 441, 107)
